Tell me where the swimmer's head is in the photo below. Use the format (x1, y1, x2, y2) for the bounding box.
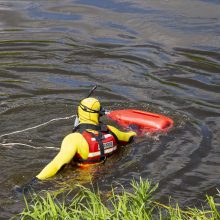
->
(78, 97, 105, 124)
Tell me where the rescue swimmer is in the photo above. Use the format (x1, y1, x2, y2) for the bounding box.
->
(35, 97, 137, 180)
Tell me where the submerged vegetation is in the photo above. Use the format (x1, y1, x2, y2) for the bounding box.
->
(17, 178, 220, 220)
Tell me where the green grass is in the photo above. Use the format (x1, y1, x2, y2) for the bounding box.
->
(16, 178, 220, 220)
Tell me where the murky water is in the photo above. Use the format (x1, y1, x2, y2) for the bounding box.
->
(0, 0, 220, 218)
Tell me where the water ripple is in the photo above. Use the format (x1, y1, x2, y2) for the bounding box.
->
(0, 0, 220, 218)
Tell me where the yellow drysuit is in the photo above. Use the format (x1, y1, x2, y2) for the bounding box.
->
(36, 125, 136, 180)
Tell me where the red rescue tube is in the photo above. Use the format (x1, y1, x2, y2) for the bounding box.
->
(107, 109, 174, 134)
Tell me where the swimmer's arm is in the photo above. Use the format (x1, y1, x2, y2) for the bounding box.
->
(36, 133, 80, 180)
(107, 125, 136, 144)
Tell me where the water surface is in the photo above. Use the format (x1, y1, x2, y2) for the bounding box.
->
(0, 0, 220, 218)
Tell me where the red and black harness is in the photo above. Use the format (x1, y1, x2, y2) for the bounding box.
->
(73, 123, 118, 163)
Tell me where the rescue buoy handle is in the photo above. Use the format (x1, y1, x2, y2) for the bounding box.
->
(132, 110, 160, 118)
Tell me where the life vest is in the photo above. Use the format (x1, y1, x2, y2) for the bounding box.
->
(73, 124, 118, 164)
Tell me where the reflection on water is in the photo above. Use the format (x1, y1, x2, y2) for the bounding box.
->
(0, 0, 220, 218)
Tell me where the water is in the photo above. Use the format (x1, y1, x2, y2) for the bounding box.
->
(0, 0, 220, 218)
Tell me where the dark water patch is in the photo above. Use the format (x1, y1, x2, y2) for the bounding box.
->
(175, 60, 220, 74)
(0, 0, 220, 218)
(175, 47, 220, 60)
(0, 39, 55, 46)
(141, 123, 214, 204)
(165, 76, 220, 93)
(174, 48, 220, 73)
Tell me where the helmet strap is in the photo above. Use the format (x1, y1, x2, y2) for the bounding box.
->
(79, 103, 105, 115)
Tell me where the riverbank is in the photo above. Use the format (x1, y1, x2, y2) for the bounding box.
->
(17, 178, 220, 220)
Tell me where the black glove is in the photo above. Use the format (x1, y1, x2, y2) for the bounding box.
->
(128, 124, 141, 137)
(128, 135, 136, 144)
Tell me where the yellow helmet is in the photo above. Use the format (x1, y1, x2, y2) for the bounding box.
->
(78, 97, 102, 124)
